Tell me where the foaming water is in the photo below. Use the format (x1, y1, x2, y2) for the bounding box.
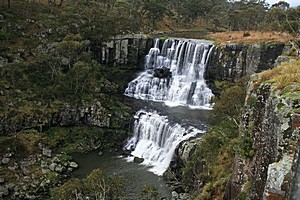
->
(124, 109, 205, 176)
(125, 38, 214, 108)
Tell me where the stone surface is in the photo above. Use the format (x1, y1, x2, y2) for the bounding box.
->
(69, 162, 78, 168)
(224, 75, 300, 200)
(1, 157, 10, 164)
(133, 157, 144, 163)
(154, 67, 171, 78)
(91, 34, 153, 68)
(207, 43, 285, 81)
(42, 148, 52, 157)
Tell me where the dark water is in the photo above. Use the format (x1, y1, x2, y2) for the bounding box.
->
(72, 151, 172, 200)
(122, 96, 211, 131)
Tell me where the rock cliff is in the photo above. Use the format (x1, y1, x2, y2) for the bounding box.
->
(0, 100, 130, 135)
(224, 71, 300, 199)
(89, 34, 153, 68)
(207, 43, 285, 82)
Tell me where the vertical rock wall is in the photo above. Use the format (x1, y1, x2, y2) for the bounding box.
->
(207, 43, 285, 82)
(88, 34, 153, 68)
(224, 75, 300, 200)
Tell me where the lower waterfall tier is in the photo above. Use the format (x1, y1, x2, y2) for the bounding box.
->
(124, 109, 205, 175)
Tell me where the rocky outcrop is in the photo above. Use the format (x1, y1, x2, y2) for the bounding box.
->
(224, 74, 300, 200)
(0, 145, 79, 199)
(89, 34, 153, 68)
(207, 43, 285, 81)
(0, 100, 129, 135)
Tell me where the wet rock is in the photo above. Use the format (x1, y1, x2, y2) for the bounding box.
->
(69, 162, 78, 168)
(154, 67, 171, 78)
(42, 148, 52, 157)
(133, 157, 144, 163)
(97, 151, 103, 156)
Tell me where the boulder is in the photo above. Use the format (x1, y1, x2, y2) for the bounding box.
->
(49, 163, 57, 171)
(1, 157, 10, 164)
(154, 67, 171, 78)
(55, 164, 65, 173)
(133, 157, 144, 163)
(69, 162, 78, 168)
(171, 191, 179, 199)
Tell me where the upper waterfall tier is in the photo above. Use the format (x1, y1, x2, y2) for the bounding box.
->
(124, 38, 214, 109)
(124, 109, 204, 176)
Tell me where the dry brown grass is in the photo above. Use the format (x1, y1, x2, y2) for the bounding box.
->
(207, 31, 298, 44)
(260, 59, 300, 90)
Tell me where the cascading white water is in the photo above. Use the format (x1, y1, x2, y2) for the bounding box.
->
(124, 38, 214, 109)
(125, 110, 204, 176)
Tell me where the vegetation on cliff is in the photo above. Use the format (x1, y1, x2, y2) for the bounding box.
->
(179, 79, 249, 199)
(180, 61, 300, 200)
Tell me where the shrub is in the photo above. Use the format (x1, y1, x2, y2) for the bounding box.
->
(51, 169, 124, 200)
(243, 32, 251, 37)
(140, 185, 160, 200)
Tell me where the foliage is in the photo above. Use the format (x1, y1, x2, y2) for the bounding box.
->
(211, 78, 248, 124)
(51, 169, 124, 200)
(140, 184, 160, 200)
(182, 79, 249, 199)
(0, 130, 43, 157)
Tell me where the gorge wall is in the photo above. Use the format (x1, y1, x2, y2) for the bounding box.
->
(206, 42, 285, 82)
(224, 74, 300, 200)
(89, 34, 153, 68)
(95, 34, 286, 82)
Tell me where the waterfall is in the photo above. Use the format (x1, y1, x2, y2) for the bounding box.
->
(125, 110, 204, 176)
(124, 38, 214, 109)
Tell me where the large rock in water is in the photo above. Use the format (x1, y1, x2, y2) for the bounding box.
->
(133, 157, 144, 163)
(154, 67, 171, 78)
(224, 74, 300, 200)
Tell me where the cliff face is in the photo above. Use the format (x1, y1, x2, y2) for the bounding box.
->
(225, 74, 300, 200)
(89, 34, 153, 68)
(0, 100, 130, 135)
(207, 43, 285, 82)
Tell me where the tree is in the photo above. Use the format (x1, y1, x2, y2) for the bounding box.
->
(265, 6, 300, 56)
(271, 1, 290, 10)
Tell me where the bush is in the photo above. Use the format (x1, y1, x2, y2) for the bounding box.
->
(243, 32, 251, 37)
(140, 185, 160, 200)
(51, 169, 124, 200)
